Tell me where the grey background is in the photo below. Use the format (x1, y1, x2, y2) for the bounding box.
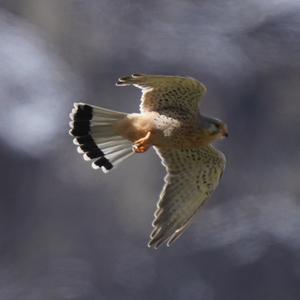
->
(0, 0, 300, 299)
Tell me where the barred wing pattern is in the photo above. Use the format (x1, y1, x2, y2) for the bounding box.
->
(117, 74, 207, 114)
(149, 146, 225, 248)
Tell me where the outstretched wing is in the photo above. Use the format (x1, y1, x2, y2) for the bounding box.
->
(116, 74, 207, 114)
(149, 146, 225, 249)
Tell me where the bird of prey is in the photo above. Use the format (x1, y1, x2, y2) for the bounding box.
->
(69, 74, 228, 249)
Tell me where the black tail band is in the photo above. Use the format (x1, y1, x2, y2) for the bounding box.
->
(73, 105, 93, 121)
(70, 104, 113, 171)
(94, 157, 113, 170)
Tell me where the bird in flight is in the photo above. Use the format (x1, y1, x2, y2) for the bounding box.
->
(69, 74, 228, 249)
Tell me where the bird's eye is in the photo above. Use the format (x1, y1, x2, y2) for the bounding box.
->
(208, 124, 219, 135)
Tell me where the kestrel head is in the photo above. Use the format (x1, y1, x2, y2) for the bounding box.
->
(201, 117, 229, 140)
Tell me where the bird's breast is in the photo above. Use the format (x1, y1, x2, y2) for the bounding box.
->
(152, 115, 210, 149)
(115, 112, 210, 149)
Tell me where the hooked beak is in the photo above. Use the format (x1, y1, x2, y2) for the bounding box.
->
(221, 126, 229, 138)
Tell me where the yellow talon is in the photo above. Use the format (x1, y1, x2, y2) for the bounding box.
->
(133, 131, 152, 153)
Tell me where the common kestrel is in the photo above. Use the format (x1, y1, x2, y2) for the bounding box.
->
(69, 74, 228, 248)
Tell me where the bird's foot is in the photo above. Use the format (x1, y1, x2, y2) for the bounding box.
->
(133, 131, 152, 153)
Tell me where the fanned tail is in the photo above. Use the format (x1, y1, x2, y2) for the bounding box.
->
(69, 103, 134, 173)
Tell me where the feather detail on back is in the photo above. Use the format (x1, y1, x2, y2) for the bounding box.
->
(116, 74, 207, 114)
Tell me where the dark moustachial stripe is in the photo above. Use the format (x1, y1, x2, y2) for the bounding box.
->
(69, 103, 114, 171)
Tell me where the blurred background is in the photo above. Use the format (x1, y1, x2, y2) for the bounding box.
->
(0, 0, 299, 299)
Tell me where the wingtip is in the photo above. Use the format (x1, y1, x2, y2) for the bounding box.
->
(115, 74, 144, 86)
(116, 76, 131, 86)
(131, 73, 143, 78)
(147, 240, 159, 250)
(115, 80, 126, 86)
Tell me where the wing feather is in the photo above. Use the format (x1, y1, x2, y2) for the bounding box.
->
(148, 146, 225, 248)
(116, 74, 207, 114)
